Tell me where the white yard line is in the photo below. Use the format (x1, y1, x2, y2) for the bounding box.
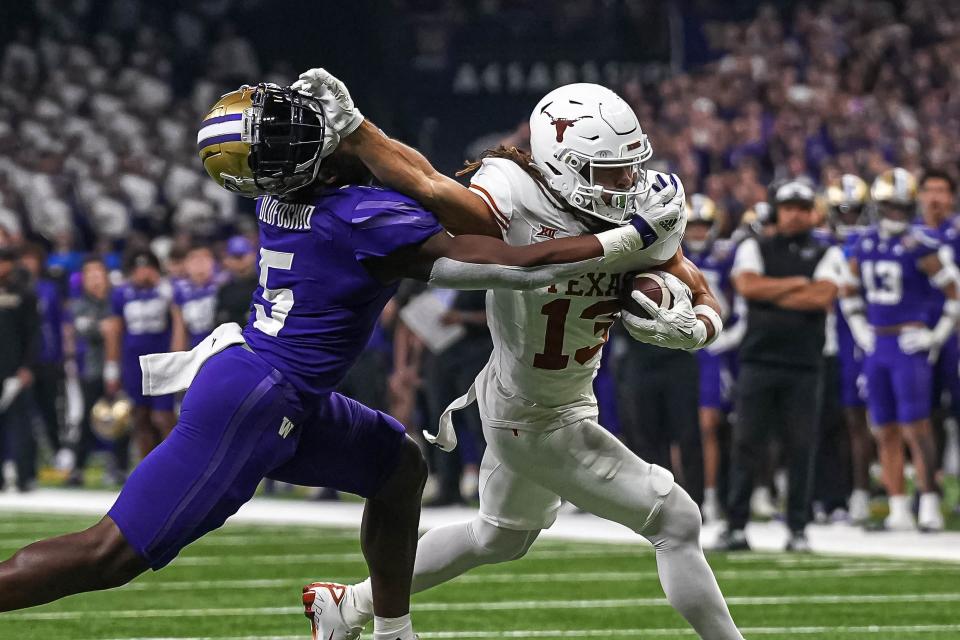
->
(11, 592, 960, 621)
(115, 563, 948, 592)
(78, 624, 960, 639)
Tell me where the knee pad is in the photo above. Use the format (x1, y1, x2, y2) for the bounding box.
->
(469, 518, 539, 563)
(650, 488, 703, 547)
(637, 463, 675, 534)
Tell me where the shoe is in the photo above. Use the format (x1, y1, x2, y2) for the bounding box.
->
(713, 528, 750, 551)
(303, 582, 363, 640)
(750, 486, 778, 519)
(812, 501, 828, 524)
(849, 489, 870, 525)
(785, 531, 811, 553)
(918, 493, 944, 532)
(884, 496, 917, 531)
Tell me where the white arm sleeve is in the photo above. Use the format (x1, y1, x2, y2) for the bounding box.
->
(427, 256, 601, 291)
(730, 237, 764, 277)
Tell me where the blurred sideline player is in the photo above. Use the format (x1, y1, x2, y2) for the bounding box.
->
(683, 194, 745, 523)
(0, 83, 671, 640)
(102, 249, 176, 460)
(918, 169, 960, 483)
(824, 175, 873, 524)
(841, 168, 956, 531)
(296, 68, 744, 640)
(171, 244, 222, 350)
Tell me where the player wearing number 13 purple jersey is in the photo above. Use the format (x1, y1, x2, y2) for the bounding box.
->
(842, 168, 958, 532)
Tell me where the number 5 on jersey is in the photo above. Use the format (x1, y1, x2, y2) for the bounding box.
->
(254, 248, 295, 336)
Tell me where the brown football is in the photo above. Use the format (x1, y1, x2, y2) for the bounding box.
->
(621, 271, 674, 318)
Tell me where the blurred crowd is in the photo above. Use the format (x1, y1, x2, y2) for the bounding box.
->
(1, 0, 960, 534)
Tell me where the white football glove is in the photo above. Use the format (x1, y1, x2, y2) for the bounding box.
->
(621, 273, 706, 350)
(291, 67, 365, 158)
(898, 327, 934, 355)
(595, 174, 682, 267)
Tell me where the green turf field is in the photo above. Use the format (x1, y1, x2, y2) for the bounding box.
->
(1, 511, 959, 639)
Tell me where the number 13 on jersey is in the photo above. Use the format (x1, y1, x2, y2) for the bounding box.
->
(533, 299, 620, 370)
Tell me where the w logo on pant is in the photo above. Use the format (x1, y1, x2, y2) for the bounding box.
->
(278, 417, 295, 439)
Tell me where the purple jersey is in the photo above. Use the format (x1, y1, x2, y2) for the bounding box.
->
(242, 186, 443, 397)
(686, 239, 738, 410)
(174, 279, 220, 347)
(35, 279, 64, 363)
(685, 239, 737, 320)
(851, 227, 940, 328)
(111, 281, 173, 355)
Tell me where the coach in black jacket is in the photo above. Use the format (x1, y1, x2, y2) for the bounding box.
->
(718, 181, 845, 552)
(0, 246, 40, 491)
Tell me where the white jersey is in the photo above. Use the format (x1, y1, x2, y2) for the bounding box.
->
(467, 158, 684, 431)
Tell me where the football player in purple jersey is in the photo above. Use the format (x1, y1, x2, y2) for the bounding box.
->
(918, 168, 960, 487)
(171, 245, 222, 350)
(102, 249, 177, 459)
(0, 84, 671, 640)
(841, 168, 958, 531)
(824, 175, 873, 524)
(682, 195, 744, 523)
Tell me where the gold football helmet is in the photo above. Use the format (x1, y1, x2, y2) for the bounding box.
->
(825, 174, 868, 236)
(685, 194, 722, 253)
(198, 83, 326, 197)
(90, 394, 133, 441)
(870, 168, 917, 235)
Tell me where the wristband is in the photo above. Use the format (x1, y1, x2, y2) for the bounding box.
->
(693, 304, 723, 348)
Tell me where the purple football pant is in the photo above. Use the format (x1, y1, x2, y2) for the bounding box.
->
(108, 345, 405, 569)
(697, 350, 729, 410)
(864, 334, 932, 426)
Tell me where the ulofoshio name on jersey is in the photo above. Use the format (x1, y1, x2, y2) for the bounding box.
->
(542, 271, 623, 298)
(257, 197, 315, 231)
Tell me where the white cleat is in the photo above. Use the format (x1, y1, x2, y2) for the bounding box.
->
(883, 508, 917, 532)
(303, 582, 363, 640)
(918, 493, 945, 532)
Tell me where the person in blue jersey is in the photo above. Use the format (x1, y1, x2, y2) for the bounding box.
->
(918, 168, 960, 488)
(682, 195, 744, 524)
(841, 168, 959, 532)
(822, 174, 873, 525)
(102, 248, 176, 460)
(171, 244, 222, 350)
(0, 84, 672, 640)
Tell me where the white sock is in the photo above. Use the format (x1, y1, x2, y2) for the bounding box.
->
(373, 614, 414, 640)
(704, 487, 718, 503)
(344, 579, 373, 628)
(888, 494, 910, 517)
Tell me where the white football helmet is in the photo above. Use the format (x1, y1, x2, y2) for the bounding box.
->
(529, 83, 652, 225)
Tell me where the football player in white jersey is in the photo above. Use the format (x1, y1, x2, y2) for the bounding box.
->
(294, 69, 743, 640)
